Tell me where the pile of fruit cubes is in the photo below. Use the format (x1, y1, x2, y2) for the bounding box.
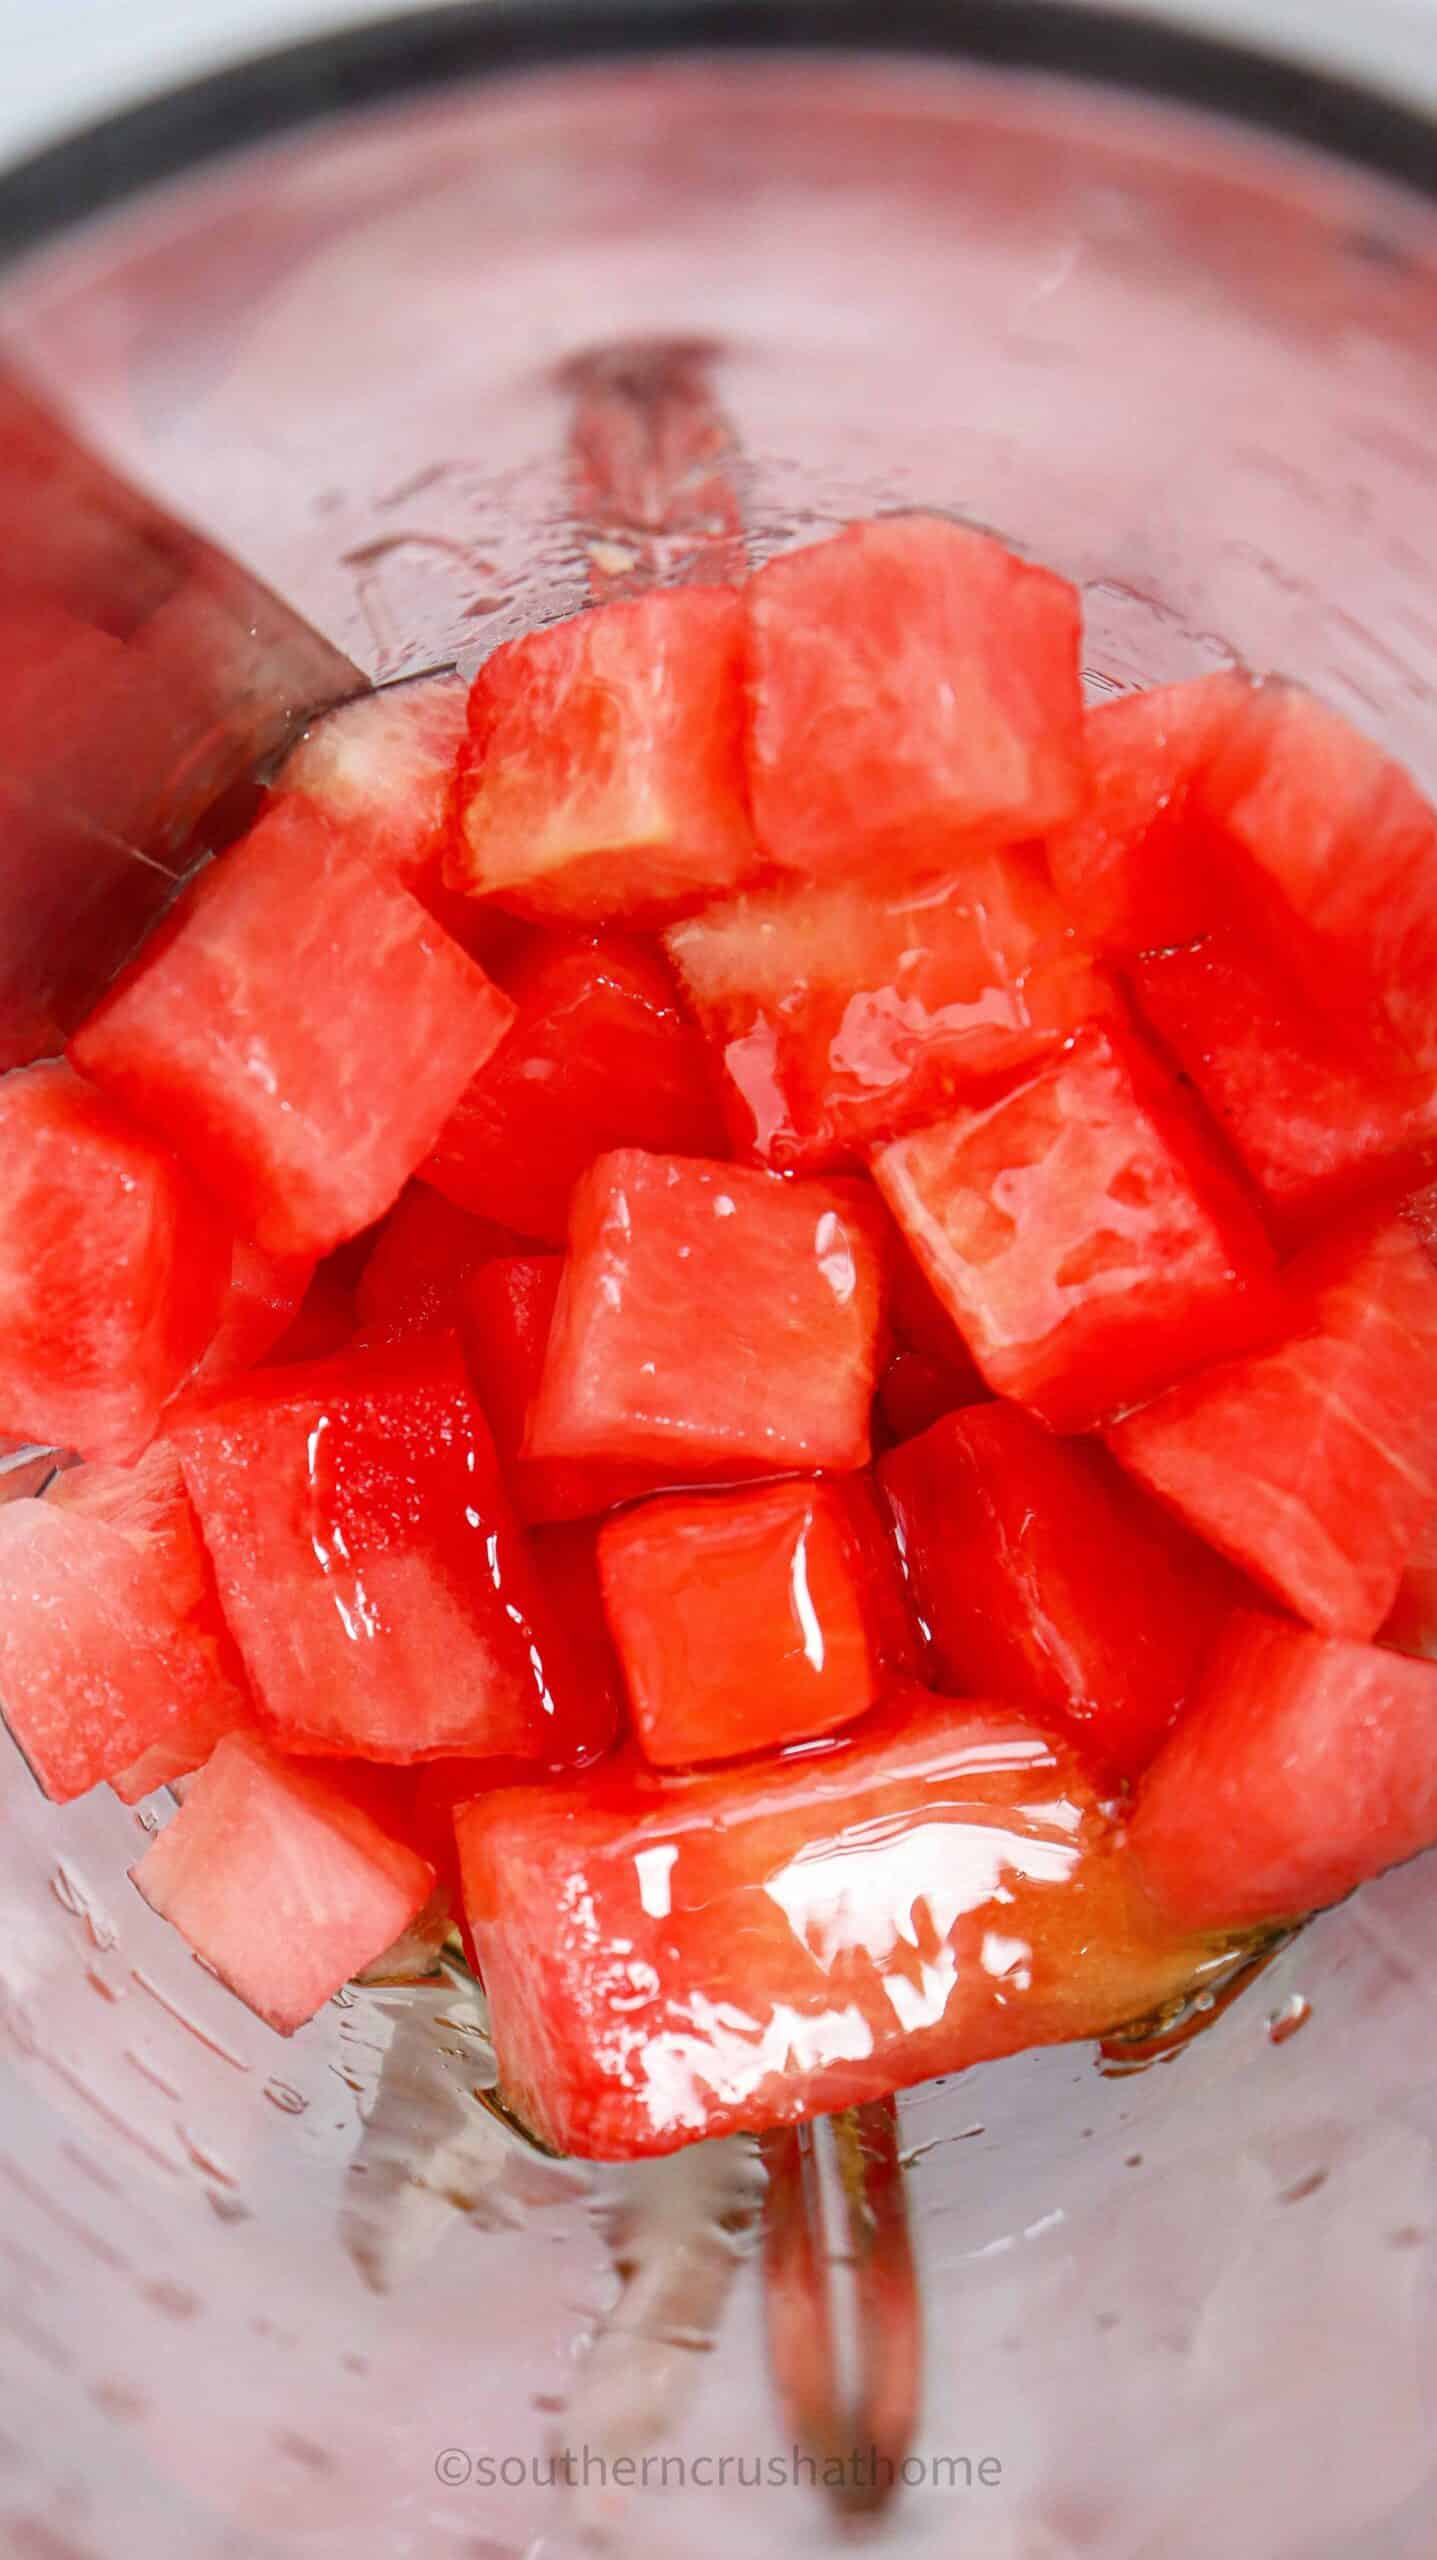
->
(2, 514, 1437, 2160)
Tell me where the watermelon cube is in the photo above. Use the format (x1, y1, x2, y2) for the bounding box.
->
(598, 1477, 906, 1767)
(355, 1183, 520, 1343)
(463, 1253, 769, 1522)
(131, 1731, 436, 2034)
(0, 1061, 230, 1459)
(71, 797, 517, 1256)
(1130, 930, 1437, 1240)
(872, 1025, 1278, 1430)
(526, 1152, 884, 1476)
(457, 1691, 1215, 2157)
(664, 848, 1111, 1169)
(172, 1337, 604, 1766)
(272, 673, 512, 960)
(275, 673, 467, 887)
(744, 515, 1086, 878)
(879, 1404, 1234, 1781)
(402, 1516, 632, 1962)
(465, 1254, 685, 1522)
(1045, 672, 1255, 951)
(192, 1241, 317, 1389)
(448, 588, 760, 921)
(1127, 1612, 1437, 1931)
(0, 1445, 252, 1803)
(420, 929, 725, 1244)
(1206, 680, 1437, 1072)
(1107, 1216, 1437, 1640)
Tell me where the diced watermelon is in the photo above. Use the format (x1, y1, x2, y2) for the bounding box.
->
(131, 1730, 436, 2034)
(527, 1152, 884, 1476)
(275, 674, 466, 885)
(272, 673, 511, 961)
(1127, 1612, 1437, 1930)
(466, 1255, 677, 1522)
(462, 1253, 761, 1523)
(1045, 672, 1254, 951)
(1130, 930, 1437, 1239)
(664, 848, 1111, 1169)
(449, 589, 760, 921)
(879, 1404, 1233, 1782)
(71, 797, 517, 1256)
(394, 1514, 626, 1971)
(420, 929, 725, 1244)
(872, 1025, 1278, 1430)
(0, 1445, 252, 1802)
(0, 1061, 230, 1459)
(598, 1479, 899, 1767)
(355, 1184, 521, 1343)
(1205, 681, 1437, 1072)
(1107, 1216, 1437, 1640)
(1052, 675, 1437, 1080)
(172, 1337, 603, 1766)
(191, 1241, 317, 1388)
(744, 516, 1086, 878)
(457, 1690, 1217, 2157)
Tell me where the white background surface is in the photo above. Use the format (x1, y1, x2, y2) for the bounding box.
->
(0, 0, 1434, 173)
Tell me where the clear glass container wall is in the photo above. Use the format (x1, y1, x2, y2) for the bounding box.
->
(1, 29, 1436, 2559)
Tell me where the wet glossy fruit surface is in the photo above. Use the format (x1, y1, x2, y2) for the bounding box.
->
(459, 1690, 1218, 2158)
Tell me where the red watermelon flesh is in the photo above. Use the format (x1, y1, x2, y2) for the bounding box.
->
(1204, 680, 1437, 1074)
(275, 673, 466, 885)
(462, 1254, 759, 1524)
(70, 796, 516, 1256)
(1052, 673, 1437, 1082)
(355, 1183, 524, 1343)
(0, 1444, 253, 1802)
(879, 1402, 1235, 1783)
(872, 1025, 1278, 1431)
(457, 1690, 1218, 2159)
(1108, 1215, 1437, 1641)
(191, 1241, 317, 1389)
(597, 1477, 898, 1768)
(1127, 1613, 1437, 1931)
(173, 1337, 605, 1766)
(420, 929, 725, 1244)
(664, 848, 1112, 1170)
(272, 672, 505, 961)
(131, 1730, 436, 2034)
(1383, 1506, 1437, 1660)
(744, 516, 1086, 877)
(526, 1152, 884, 1476)
(1045, 671, 1255, 952)
(876, 1347, 975, 1445)
(0, 1061, 230, 1460)
(450, 587, 760, 922)
(1130, 929, 1437, 1240)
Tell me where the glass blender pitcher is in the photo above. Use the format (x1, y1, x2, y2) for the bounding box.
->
(1, 8, 1436, 2554)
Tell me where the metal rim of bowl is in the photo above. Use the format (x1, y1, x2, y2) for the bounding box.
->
(0, 0, 1434, 274)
